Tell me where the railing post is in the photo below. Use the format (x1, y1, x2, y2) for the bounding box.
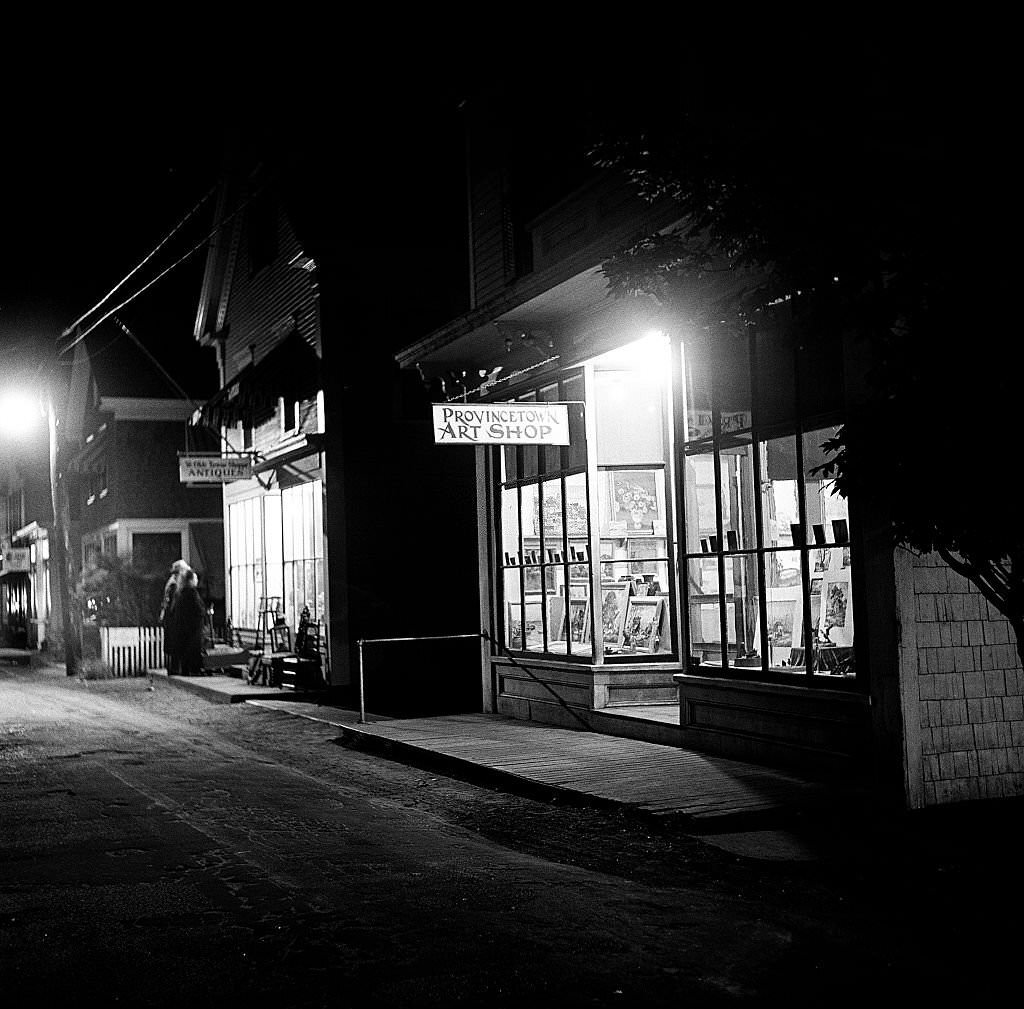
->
(358, 639, 366, 724)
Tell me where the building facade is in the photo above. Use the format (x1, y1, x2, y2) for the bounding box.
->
(395, 94, 1024, 810)
(192, 160, 331, 678)
(0, 433, 53, 649)
(63, 329, 224, 620)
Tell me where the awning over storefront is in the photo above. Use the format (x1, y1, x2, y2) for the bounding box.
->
(195, 330, 322, 430)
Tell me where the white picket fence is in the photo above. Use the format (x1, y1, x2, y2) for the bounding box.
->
(99, 626, 165, 677)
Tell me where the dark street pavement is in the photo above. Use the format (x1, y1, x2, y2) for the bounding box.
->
(2, 664, 1020, 1006)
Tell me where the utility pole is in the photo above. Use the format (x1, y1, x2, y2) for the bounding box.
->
(46, 380, 82, 676)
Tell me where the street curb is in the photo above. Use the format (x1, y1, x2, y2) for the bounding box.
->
(161, 673, 326, 705)
(331, 722, 804, 833)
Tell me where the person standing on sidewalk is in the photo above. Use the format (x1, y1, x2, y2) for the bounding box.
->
(175, 569, 207, 677)
(159, 559, 189, 674)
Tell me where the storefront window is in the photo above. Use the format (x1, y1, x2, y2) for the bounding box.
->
(593, 343, 675, 659)
(229, 479, 325, 631)
(682, 325, 856, 683)
(500, 372, 593, 657)
(282, 480, 325, 623)
(496, 335, 677, 663)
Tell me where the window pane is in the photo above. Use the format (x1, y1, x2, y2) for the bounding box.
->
(755, 324, 796, 431)
(545, 581, 567, 653)
(808, 548, 855, 678)
(264, 495, 282, 564)
(727, 553, 760, 667)
(521, 484, 540, 564)
(719, 435, 757, 552)
(594, 370, 666, 465)
(765, 550, 803, 668)
(314, 558, 325, 620)
(565, 472, 589, 542)
(302, 483, 314, 559)
(682, 451, 718, 554)
(713, 329, 752, 437)
(501, 488, 520, 565)
(687, 561, 732, 668)
(760, 435, 800, 549)
(681, 333, 713, 445)
(801, 426, 849, 549)
(504, 569, 523, 650)
(565, 571, 593, 658)
(523, 592, 544, 652)
(540, 478, 563, 558)
(313, 480, 324, 556)
(562, 373, 587, 471)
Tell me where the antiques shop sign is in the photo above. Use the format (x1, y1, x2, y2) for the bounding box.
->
(2, 547, 31, 572)
(179, 453, 253, 483)
(432, 403, 571, 445)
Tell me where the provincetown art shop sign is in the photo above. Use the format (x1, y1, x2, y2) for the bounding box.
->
(432, 403, 572, 445)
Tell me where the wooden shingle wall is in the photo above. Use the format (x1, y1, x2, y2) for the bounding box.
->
(897, 548, 1024, 807)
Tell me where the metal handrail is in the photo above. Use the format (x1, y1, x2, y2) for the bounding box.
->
(356, 629, 592, 732)
(356, 633, 484, 723)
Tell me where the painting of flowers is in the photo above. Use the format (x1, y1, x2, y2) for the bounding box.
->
(606, 470, 663, 532)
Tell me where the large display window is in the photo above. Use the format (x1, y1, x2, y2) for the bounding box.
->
(227, 478, 325, 629)
(497, 335, 677, 662)
(680, 323, 857, 683)
(501, 373, 593, 657)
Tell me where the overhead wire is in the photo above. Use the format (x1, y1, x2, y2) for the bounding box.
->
(61, 184, 217, 339)
(59, 182, 269, 358)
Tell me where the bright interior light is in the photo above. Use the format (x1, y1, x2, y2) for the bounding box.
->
(0, 391, 39, 437)
(590, 330, 670, 374)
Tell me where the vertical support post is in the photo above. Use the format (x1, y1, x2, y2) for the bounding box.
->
(357, 638, 365, 724)
(47, 386, 82, 676)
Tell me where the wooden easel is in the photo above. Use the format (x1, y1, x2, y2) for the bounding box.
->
(247, 596, 283, 684)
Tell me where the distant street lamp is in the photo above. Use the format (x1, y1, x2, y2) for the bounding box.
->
(0, 379, 82, 675)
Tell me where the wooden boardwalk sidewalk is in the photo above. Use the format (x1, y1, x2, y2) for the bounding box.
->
(336, 713, 857, 828)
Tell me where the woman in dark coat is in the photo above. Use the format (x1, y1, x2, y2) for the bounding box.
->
(175, 570, 207, 676)
(159, 560, 189, 674)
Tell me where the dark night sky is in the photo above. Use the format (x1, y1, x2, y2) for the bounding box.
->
(0, 35, 1007, 394)
(0, 78, 470, 393)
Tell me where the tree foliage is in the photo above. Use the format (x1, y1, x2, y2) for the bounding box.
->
(588, 57, 1022, 656)
(76, 553, 165, 627)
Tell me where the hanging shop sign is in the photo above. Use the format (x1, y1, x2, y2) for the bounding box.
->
(432, 403, 571, 445)
(1, 547, 31, 572)
(178, 453, 253, 483)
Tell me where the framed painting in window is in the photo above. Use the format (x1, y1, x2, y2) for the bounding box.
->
(622, 596, 664, 653)
(523, 598, 544, 649)
(547, 595, 566, 641)
(607, 470, 664, 533)
(818, 570, 853, 648)
(599, 581, 633, 650)
(567, 598, 590, 643)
